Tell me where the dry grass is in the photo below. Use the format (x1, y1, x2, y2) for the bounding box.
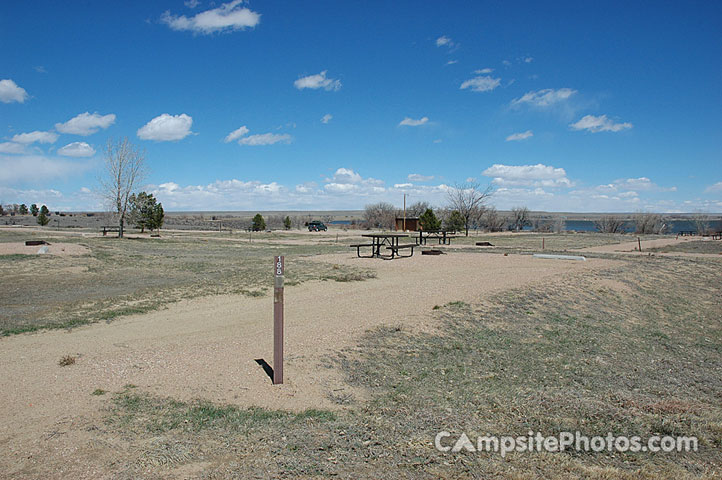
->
(58, 355, 76, 366)
(0, 229, 374, 335)
(96, 254, 721, 478)
(649, 240, 722, 255)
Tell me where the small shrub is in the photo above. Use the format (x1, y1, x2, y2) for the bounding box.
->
(92, 389, 107, 396)
(58, 355, 76, 366)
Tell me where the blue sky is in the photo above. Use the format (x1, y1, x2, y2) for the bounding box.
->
(1, 1, 720, 212)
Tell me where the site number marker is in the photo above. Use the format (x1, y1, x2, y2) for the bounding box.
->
(273, 256, 284, 385)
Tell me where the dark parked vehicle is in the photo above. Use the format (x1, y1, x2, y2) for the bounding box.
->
(308, 221, 328, 232)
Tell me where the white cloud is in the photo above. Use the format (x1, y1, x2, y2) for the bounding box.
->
(12, 130, 58, 144)
(569, 114, 632, 133)
(184, 0, 200, 8)
(137, 113, 193, 141)
(58, 142, 96, 157)
(483, 163, 572, 188)
(238, 133, 291, 146)
(399, 116, 429, 127)
(294, 71, 341, 91)
(408, 173, 434, 182)
(394, 183, 413, 189)
(321, 114, 333, 124)
(609, 177, 674, 192)
(446, 60, 458, 65)
(34, 66, 47, 73)
(224, 125, 249, 143)
(0, 142, 26, 154)
(505, 130, 533, 141)
(0, 79, 28, 103)
(436, 36, 453, 47)
(523, 57, 534, 63)
(475, 68, 493, 74)
(502, 60, 512, 67)
(704, 181, 722, 194)
(0, 155, 93, 184)
(460, 76, 501, 93)
(295, 181, 318, 194)
(55, 112, 116, 135)
(511, 88, 576, 107)
(161, 0, 260, 35)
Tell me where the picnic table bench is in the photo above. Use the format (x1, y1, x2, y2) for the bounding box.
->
(678, 230, 696, 236)
(101, 225, 120, 236)
(350, 233, 415, 259)
(415, 230, 457, 245)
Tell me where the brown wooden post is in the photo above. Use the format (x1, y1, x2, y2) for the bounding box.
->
(273, 256, 284, 385)
(638, 237, 642, 252)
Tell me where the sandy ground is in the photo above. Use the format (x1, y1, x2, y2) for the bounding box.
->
(576, 236, 722, 257)
(0, 251, 617, 476)
(0, 241, 90, 256)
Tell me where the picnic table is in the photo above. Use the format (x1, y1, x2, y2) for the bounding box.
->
(350, 233, 416, 259)
(415, 230, 457, 245)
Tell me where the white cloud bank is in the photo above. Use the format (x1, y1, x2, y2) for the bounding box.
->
(161, 0, 260, 35)
(0, 155, 93, 184)
(483, 163, 572, 188)
(55, 112, 116, 135)
(408, 173, 434, 182)
(12, 130, 58, 144)
(511, 88, 576, 107)
(399, 116, 429, 127)
(294, 71, 341, 91)
(137, 114, 193, 141)
(506, 130, 533, 141)
(460, 76, 501, 92)
(0, 79, 28, 103)
(569, 114, 632, 133)
(58, 142, 96, 157)
(0, 142, 26, 154)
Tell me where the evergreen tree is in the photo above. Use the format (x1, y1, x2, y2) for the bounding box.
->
(445, 210, 465, 232)
(283, 216, 292, 230)
(419, 208, 441, 231)
(28, 204, 37, 216)
(252, 213, 266, 231)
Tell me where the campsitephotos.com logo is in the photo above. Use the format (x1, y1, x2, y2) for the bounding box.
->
(435, 431, 698, 457)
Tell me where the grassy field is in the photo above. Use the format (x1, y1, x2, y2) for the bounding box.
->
(0, 229, 375, 335)
(650, 240, 722, 255)
(98, 254, 721, 478)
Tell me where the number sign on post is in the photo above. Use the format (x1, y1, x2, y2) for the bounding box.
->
(273, 256, 284, 385)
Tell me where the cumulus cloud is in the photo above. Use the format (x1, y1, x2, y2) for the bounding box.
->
(0, 79, 28, 103)
(505, 130, 533, 141)
(0, 142, 26, 154)
(238, 133, 291, 146)
(12, 130, 58, 144)
(399, 116, 429, 127)
(224, 125, 249, 143)
(55, 112, 116, 135)
(137, 113, 193, 141)
(511, 88, 576, 107)
(408, 173, 434, 182)
(483, 163, 572, 188)
(460, 76, 501, 92)
(321, 114, 333, 124)
(293, 71, 341, 91)
(705, 181, 722, 194)
(608, 177, 674, 192)
(569, 114, 632, 133)
(161, 0, 260, 35)
(58, 142, 96, 157)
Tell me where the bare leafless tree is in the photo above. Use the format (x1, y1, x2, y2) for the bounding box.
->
(511, 206, 531, 232)
(481, 207, 507, 232)
(363, 202, 398, 230)
(594, 215, 626, 234)
(692, 212, 711, 235)
(446, 182, 493, 236)
(100, 137, 146, 238)
(633, 211, 667, 234)
(406, 201, 431, 217)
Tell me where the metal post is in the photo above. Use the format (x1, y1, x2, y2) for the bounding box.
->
(273, 256, 284, 385)
(403, 194, 407, 232)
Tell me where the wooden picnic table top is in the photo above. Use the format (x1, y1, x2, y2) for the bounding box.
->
(361, 233, 409, 238)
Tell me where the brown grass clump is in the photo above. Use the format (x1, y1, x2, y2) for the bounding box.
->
(58, 355, 76, 366)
